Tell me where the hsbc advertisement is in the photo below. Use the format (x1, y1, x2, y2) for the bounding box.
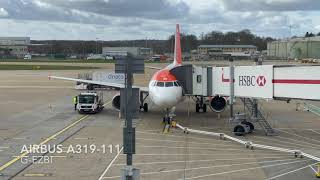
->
(234, 65, 273, 99)
(212, 65, 274, 99)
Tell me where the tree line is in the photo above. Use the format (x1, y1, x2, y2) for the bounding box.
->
(31, 29, 276, 55)
(305, 32, 320, 37)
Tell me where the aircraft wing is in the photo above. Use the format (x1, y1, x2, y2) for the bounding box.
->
(49, 76, 149, 92)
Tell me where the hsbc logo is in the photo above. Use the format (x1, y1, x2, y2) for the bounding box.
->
(239, 75, 267, 87)
(256, 76, 266, 86)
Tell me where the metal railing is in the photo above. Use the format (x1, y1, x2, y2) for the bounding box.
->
(304, 103, 320, 117)
(176, 123, 320, 162)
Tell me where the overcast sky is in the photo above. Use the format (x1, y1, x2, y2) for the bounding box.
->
(0, 0, 319, 40)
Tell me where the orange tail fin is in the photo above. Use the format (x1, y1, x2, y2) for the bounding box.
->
(174, 24, 182, 65)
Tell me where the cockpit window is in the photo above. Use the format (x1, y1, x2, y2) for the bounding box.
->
(152, 81, 157, 86)
(156, 82, 164, 87)
(165, 82, 174, 87)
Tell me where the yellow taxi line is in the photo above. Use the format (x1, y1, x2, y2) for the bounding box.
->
(0, 100, 112, 172)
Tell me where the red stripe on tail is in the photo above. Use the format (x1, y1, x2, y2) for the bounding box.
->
(174, 24, 182, 65)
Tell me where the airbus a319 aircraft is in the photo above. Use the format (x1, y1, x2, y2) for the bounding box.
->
(49, 24, 227, 120)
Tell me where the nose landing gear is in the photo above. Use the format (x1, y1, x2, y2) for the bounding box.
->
(162, 108, 176, 133)
(142, 103, 148, 112)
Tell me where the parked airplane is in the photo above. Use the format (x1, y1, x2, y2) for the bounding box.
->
(49, 24, 227, 120)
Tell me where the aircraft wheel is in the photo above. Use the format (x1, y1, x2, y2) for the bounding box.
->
(143, 103, 148, 112)
(234, 125, 245, 136)
(87, 84, 94, 90)
(196, 103, 200, 113)
(203, 104, 207, 113)
(241, 121, 254, 133)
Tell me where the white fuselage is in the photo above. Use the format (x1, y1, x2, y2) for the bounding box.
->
(148, 80, 183, 109)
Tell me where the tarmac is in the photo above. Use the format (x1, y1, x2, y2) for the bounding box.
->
(0, 61, 319, 180)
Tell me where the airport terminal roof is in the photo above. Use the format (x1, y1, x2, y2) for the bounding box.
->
(198, 45, 257, 48)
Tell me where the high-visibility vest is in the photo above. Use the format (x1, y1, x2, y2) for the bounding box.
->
(73, 97, 77, 104)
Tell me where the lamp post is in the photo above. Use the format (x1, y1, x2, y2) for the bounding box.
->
(96, 38, 99, 54)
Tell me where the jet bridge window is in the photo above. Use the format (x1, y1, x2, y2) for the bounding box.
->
(197, 75, 202, 83)
(165, 82, 174, 87)
(156, 81, 164, 87)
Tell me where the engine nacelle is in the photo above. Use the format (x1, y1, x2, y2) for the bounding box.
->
(210, 96, 227, 113)
(112, 94, 121, 111)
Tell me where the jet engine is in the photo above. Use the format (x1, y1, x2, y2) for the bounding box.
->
(210, 96, 227, 113)
(112, 94, 121, 111)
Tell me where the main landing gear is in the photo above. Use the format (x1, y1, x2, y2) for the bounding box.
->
(140, 92, 149, 112)
(195, 96, 207, 113)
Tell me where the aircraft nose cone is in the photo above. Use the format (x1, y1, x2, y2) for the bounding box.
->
(158, 96, 176, 107)
(152, 89, 181, 108)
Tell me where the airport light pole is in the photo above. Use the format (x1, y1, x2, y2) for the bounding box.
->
(96, 38, 99, 54)
(82, 41, 85, 59)
(252, 58, 262, 119)
(116, 55, 144, 180)
(125, 62, 133, 167)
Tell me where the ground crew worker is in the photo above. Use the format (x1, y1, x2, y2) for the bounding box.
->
(73, 96, 77, 111)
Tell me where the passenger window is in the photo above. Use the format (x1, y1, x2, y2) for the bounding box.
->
(165, 82, 174, 87)
(157, 82, 164, 87)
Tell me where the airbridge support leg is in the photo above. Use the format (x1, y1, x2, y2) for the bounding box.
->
(196, 96, 207, 113)
(253, 99, 258, 119)
(229, 57, 235, 121)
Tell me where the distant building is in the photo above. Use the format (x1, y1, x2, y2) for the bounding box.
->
(267, 36, 320, 59)
(197, 45, 257, 60)
(198, 45, 257, 55)
(0, 37, 30, 58)
(102, 47, 152, 58)
(139, 48, 153, 56)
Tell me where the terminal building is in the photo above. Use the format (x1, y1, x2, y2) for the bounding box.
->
(196, 45, 257, 60)
(267, 36, 320, 59)
(0, 37, 30, 58)
(198, 45, 257, 55)
(102, 47, 152, 58)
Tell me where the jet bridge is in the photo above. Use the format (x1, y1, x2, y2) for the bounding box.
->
(212, 65, 320, 101)
(171, 64, 320, 101)
(171, 64, 320, 135)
